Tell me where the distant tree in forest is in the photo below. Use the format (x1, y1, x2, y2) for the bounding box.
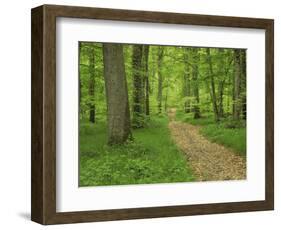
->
(217, 49, 227, 118)
(131, 45, 150, 126)
(103, 43, 132, 144)
(191, 48, 201, 119)
(233, 49, 241, 121)
(143, 46, 150, 116)
(240, 50, 247, 120)
(206, 48, 220, 121)
(157, 46, 164, 114)
(132, 45, 144, 128)
(183, 48, 191, 113)
(79, 43, 82, 112)
(88, 45, 96, 123)
(164, 76, 170, 112)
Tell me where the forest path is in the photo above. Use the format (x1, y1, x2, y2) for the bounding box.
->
(167, 108, 246, 181)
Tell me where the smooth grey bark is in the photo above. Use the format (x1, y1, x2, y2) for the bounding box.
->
(103, 43, 132, 144)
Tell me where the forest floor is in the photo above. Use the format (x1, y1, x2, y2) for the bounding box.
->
(168, 108, 246, 181)
(79, 116, 194, 186)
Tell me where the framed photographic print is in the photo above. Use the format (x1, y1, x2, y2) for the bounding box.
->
(31, 4, 274, 225)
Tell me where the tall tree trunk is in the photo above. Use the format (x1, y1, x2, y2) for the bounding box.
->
(218, 80, 224, 117)
(157, 47, 164, 114)
(150, 52, 156, 94)
(206, 48, 219, 121)
(103, 43, 132, 145)
(132, 45, 144, 128)
(164, 78, 169, 112)
(79, 43, 82, 116)
(240, 50, 247, 120)
(143, 46, 150, 116)
(183, 48, 191, 113)
(88, 46, 96, 123)
(233, 49, 241, 120)
(217, 49, 226, 118)
(192, 49, 201, 119)
(232, 66, 235, 116)
(191, 48, 201, 119)
(227, 63, 232, 115)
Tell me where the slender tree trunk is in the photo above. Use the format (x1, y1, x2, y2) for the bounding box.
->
(143, 46, 150, 116)
(232, 70, 235, 116)
(183, 48, 191, 113)
(217, 49, 226, 118)
(165, 78, 169, 112)
(227, 86, 230, 114)
(206, 48, 219, 122)
(218, 81, 224, 117)
(240, 50, 247, 120)
(88, 46, 96, 123)
(227, 66, 232, 115)
(157, 47, 164, 114)
(233, 49, 241, 120)
(103, 43, 132, 145)
(79, 43, 82, 116)
(191, 48, 201, 119)
(132, 45, 144, 128)
(150, 52, 156, 94)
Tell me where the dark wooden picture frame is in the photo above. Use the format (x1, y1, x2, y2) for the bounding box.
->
(31, 4, 274, 225)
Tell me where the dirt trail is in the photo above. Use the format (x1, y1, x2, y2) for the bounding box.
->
(167, 108, 246, 181)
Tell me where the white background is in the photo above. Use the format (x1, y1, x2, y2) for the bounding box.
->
(0, 0, 279, 229)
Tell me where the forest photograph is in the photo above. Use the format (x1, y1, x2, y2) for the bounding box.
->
(79, 42, 247, 187)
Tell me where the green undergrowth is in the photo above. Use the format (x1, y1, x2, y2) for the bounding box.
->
(79, 115, 194, 186)
(176, 111, 246, 157)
